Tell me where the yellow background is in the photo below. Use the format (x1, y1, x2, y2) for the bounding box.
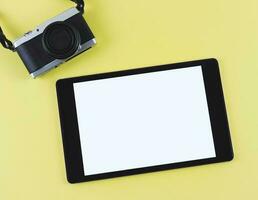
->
(0, 0, 258, 199)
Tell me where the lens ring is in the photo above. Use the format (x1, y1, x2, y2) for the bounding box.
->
(42, 22, 80, 59)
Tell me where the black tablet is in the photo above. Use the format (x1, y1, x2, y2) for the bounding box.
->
(56, 58, 233, 183)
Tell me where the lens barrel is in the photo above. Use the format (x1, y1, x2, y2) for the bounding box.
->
(42, 22, 80, 59)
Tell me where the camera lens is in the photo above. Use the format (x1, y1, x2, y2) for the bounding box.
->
(42, 22, 80, 59)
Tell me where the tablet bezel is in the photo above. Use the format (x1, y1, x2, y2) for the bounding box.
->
(56, 58, 234, 183)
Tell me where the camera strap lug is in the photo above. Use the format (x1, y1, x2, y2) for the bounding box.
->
(71, 0, 85, 13)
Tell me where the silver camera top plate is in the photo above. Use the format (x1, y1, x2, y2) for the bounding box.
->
(13, 8, 80, 48)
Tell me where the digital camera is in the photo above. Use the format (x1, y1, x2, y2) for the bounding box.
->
(0, 0, 96, 78)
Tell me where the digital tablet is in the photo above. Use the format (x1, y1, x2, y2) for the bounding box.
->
(56, 58, 233, 183)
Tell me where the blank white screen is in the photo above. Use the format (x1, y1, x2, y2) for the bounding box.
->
(73, 66, 216, 176)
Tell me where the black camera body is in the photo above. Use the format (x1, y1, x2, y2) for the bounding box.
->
(12, 7, 95, 78)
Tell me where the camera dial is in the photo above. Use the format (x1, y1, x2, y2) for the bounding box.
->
(42, 22, 80, 59)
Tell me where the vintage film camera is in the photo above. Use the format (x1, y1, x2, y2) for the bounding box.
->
(0, 0, 96, 77)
